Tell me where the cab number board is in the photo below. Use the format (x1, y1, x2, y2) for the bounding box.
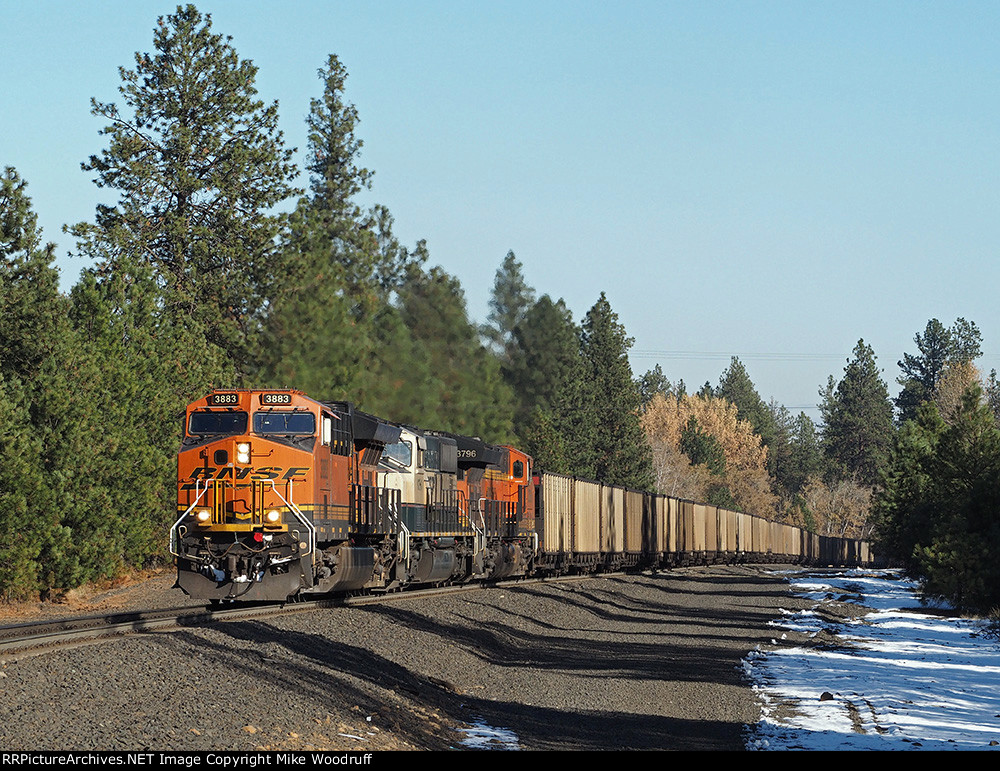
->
(208, 393, 240, 406)
(260, 393, 292, 405)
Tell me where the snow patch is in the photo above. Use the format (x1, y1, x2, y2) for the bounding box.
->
(744, 569, 1000, 751)
(457, 717, 520, 750)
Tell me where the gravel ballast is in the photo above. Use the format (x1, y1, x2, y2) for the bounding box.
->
(0, 565, 817, 751)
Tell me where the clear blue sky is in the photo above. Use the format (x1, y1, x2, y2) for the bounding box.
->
(4, 1, 1000, 418)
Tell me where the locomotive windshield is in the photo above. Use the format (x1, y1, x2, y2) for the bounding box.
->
(188, 411, 248, 436)
(253, 411, 316, 436)
(381, 440, 413, 468)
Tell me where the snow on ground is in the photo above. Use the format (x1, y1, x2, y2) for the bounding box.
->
(744, 568, 1000, 750)
(457, 717, 520, 750)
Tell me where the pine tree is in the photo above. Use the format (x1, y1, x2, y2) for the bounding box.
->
(873, 400, 945, 568)
(70, 4, 298, 376)
(397, 266, 513, 440)
(67, 262, 229, 581)
(717, 357, 776, 448)
(875, 390, 1000, 612)
(768, 402, 823, 499)
(0, 168, 65, 380)
(636, 364, 671, 412)
(356, 303, 440, 425)
(896, 318, 982, 424)
(820, 340, 895, 487)
(482, 250, 535, 365)
(57, 5, 292, 590)
(506, 295, 595, 474)
(261, 54, 426, 406)
(911, 389, 1000, 612)
(0, 168, 156, 595)
(281, 53, 398, 307)
(788, 411, 823, 491)
(580, 293, 653, 489)
(985, 369, 1000, 425)
(0, 168, 61, 597)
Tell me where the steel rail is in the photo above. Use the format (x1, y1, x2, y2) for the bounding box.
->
(0, 573, 599, 657)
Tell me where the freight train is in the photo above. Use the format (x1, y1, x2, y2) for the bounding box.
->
(169, 388, 873, 602)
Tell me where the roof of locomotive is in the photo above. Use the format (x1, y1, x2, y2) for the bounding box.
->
(321, 400, 402, 447)
(190, 390, 401, 447)
(422, 429, 503, 468)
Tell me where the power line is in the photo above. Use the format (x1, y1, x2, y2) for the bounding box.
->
(631, 350, 848, 362)
(631, 350, 1000, 363)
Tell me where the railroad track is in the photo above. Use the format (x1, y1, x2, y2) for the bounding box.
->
(0, 574, 589, 658)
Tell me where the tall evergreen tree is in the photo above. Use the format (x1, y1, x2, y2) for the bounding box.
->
(282, 53, 415, 307)
(261, 54, 426, 407)
(820, 340, 894, 487)
(768, 401, 824, 501)
(0, 167, 39, 258)
(985, 369, 1000, 425)
(874, 401, 945, 570)
(580, 293, 653, 489)
(896, 318, 982, 424)
(0, 168, 62, 598)
(788, 411, 823, 490)
(51, 5, 297, 594)
(70, 4, 298, 376)
(0, 168, 160, 595)
(506, 295, 594, 474)
(949, 318, 983, 363)
(482, 250, 535, 365)
(0, 168, 65, 380)
(636, 364, 672, 412)
(875, 391, 1000, 612)
(397, 266, 513, 440)
(716, 357, 776, 449)
(506, 295, 579, 423)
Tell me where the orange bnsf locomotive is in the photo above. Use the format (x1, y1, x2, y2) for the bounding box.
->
(169, 389, 536, 601)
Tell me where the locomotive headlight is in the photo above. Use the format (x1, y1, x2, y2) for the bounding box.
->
(236, 442, 251, 464)
(265, 509, 281, 523)
(195, 509, 211, 523)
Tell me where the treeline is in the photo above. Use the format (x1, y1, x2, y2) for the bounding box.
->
(0, 6, 652, 600)
(873, 322, 1000, 614)
(638, 342, 898, 533)
(638, 319, 1000, 615)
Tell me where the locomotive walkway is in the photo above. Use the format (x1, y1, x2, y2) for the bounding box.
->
(0, 566, 820, 751)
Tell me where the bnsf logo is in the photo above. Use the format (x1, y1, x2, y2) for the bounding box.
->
(182, 466, 308, 481)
